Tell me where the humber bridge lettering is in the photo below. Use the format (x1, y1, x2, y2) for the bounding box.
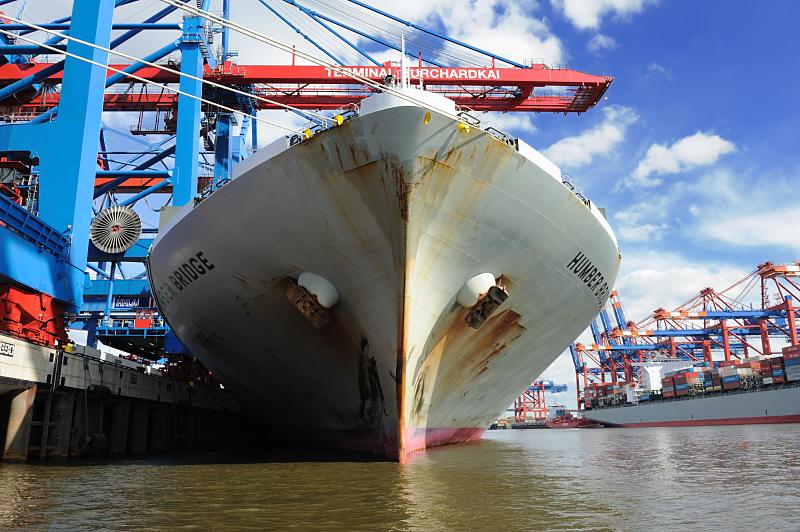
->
(567, 251, 610, 307)
(155, 251, 215, 308)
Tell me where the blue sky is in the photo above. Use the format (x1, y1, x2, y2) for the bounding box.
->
(535, 0, 799, 276)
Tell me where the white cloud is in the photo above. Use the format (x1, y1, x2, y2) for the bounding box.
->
(629, 132, 736, 187)
(612, 195, 671, 242)
(543, 105, 638, 169)
(420, 0, 564, 65)
(551, 0, 656, 30)
(618, 222, 666, 242)
(647, 62, 673, 81)
(318, 0, 564, 66)
(684, 167, 800, 250)
(587, 33, 618, 53)
(614, 250, 750, 322)
(613, 165, 800, 251)
(481, 112, 537, 135)
(696, 207, 800, 251)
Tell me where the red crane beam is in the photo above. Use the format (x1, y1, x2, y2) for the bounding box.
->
(0, 62, 613, 113)
(92, 176, 212, 193)
(0, 92, 594, 112)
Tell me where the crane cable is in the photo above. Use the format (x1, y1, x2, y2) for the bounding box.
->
(158, 0, 473, 126)
(297, 0, 497, 68)
(0, 27, 301, 133)
(0, 13, 335, 125)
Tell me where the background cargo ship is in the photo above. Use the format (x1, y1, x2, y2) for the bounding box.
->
(544, 407, 600, 428)
(583, 345, 800, 427)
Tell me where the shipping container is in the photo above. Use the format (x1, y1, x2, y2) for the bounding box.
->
(786, 370, 800, 382)
(782, 344, 800, 358)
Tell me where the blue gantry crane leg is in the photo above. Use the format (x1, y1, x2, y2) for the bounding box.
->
(0, 0, 113, 310)
(173, 16, 204, 207)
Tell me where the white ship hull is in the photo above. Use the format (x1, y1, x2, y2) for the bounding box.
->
(148, 92, 620, 461)
(585, 386, 800, 427)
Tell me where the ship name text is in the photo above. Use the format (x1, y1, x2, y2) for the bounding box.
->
(155, 251, 215, 308)
(567, 251, 610, 307)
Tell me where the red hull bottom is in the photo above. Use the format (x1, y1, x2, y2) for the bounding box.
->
(606, 414, 800, 428)
(266, 427, 486, 462)
(403, 427, 486, 461)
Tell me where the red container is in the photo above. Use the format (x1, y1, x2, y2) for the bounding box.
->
(663, 391, 675, 398)
(723, 382, 740, 390)
(773, 375, 785, 384)
(783, 345, 800, 359)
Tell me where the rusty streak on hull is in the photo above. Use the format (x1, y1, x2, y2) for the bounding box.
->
(148, 99, 621, 461)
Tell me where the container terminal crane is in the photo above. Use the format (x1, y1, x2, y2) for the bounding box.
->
(570, 263, 800, 427)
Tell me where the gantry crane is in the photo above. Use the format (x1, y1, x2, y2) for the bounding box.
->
(571, 262, 800, 409)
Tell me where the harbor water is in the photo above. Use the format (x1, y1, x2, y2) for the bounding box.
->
(1, 425, 798, 530)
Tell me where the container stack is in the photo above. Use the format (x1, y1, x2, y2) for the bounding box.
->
(737, 365, 758, 389)
(661, 375, 675, 398)
(584, 383, 598, 410)
(719, 365, 740, 390)
(783, 345, 800, 382)
(663, 368, 703, 397)
(673, 372, 690, 397)
(770, 355, 786, 383)
(702, 368, 721, 391)
(607, 382, 626, 406)
(583, 382, 628, 409)
(760, 358, 774, 385)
